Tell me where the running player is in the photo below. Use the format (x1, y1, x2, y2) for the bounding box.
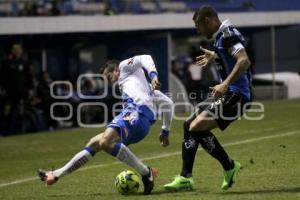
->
(38, 55, 174, 195)
(164, 6, 252, 191)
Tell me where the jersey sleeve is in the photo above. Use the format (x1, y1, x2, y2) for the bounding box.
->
(222, 26, 246, 56)
(153, 90, 174, 132)
(121, 55, 158, 79)
(228, 42, 244, 56)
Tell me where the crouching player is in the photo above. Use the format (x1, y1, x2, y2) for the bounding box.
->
(38, 55, 174, 195)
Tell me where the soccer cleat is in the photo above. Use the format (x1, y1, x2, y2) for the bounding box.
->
(164, 175, 194, 191)
(221, 161, 241, 190)
(37, 169, 58, 185)
(142, 167, 157, 195)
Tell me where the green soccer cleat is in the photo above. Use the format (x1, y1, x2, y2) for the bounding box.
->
(221, 161, 241, 190)
(164, 175, 194, 191)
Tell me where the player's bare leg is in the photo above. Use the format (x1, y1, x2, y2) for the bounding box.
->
(38, 132, 105, 185)
(38, 129, 120, 185)
(38, 128, 156, 194)
(189, 111, 218, 132)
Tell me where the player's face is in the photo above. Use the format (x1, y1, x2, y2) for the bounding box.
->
(195, 20, 213, 39)
(103, 68, 119, 83)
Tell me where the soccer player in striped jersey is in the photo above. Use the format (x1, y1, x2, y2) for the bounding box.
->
(38, 55, 173, 195)
(164, 6, 252, 191)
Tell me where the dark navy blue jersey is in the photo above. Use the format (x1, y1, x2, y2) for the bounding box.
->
(213, 20, 252, 102)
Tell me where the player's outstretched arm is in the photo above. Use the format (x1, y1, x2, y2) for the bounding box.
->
(153, 90, 174, 147)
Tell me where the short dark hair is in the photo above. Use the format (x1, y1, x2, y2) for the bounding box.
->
(193, 5, 218, 23)
(100, 59, 120, 74)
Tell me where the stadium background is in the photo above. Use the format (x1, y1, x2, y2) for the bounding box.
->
(0, 1, 299, 199)
(0, 0, 299, 134)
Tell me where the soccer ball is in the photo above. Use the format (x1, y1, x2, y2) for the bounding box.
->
(115, 170, 140, 195)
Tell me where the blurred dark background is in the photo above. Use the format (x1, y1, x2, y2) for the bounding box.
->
(0, 0, 299, 135)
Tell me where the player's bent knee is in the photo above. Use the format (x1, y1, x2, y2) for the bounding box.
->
(190, 119, 217, 132)
(99, 138, 113, 152)
(86, 134, 103, 152)
(189, 119, 209, 132)
(189, 120, 199, 132)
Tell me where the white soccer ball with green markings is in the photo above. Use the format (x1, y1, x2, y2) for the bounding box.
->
(115, 170, 140, 195)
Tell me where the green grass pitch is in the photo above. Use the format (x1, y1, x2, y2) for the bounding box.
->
(0, 99, 299, 200)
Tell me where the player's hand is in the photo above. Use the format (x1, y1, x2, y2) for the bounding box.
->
(196, 46, 216, 67)
(210, 82, 229, 98)
(159, 135, 170, 147)
(151, 77, 161, 90)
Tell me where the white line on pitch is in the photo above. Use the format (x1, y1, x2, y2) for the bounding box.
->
(0, 177, 37, 188)
(0, 130, 299, 188)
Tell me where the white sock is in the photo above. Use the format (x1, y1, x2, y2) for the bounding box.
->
(53, 148, 94, 178)
(113, 143, 149, 176)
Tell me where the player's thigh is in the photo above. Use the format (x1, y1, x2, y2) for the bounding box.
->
(126, 116, 151, 145)
(86, 128, 120, 151)
(99, 127, 121, 150)
(189, 110, 218, 132)
(86, 133, 104, 151)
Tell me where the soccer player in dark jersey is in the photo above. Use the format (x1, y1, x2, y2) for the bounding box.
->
(164, 5, 252, 191)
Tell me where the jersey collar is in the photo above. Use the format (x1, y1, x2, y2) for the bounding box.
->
(212, 19, 232, 39)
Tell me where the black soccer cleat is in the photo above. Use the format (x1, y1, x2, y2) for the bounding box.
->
(142, 167, 157, 195)
(38, 169, 47, 181)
